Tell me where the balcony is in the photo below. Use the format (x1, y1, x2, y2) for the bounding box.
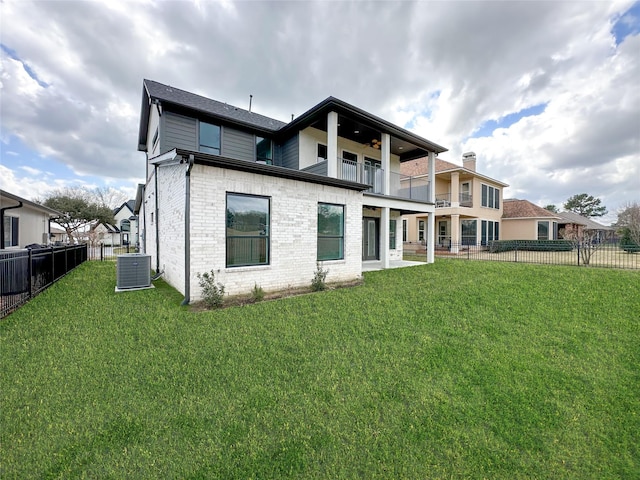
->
(435, 192, 473, 208)
(302, 158, 430, 202)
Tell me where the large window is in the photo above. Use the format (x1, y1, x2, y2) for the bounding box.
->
(3, 216, 19, 247)
(226, 193, 270, 267)
(538, 221, 550, 240)
(256, 136, 272, 164)
(199, 121, 221, 155)
(317, 203, 344, 260)
(120, 219, 130, 232)
(402, 219, 407, 242)
(389, 219, 397, 250)
(461, 219, 477, 246)
(481, 184, 500, 209)
(481, 220, 499, 245)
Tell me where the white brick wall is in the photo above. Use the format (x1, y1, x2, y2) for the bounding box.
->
(189, 165, 363, 299)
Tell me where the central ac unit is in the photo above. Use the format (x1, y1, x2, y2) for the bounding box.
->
(116, 254, 151, 289)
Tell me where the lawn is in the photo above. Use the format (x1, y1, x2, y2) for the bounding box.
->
(1, 260, 639, 478)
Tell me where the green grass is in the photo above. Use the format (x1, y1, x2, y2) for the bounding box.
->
(2, 260, 639, 478)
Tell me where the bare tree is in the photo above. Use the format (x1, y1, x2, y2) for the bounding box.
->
(93, 187, 129, 209)
(561, 225, 612, 266)
(616, 201, 640, 246)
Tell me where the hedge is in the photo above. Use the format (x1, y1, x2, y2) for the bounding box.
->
(489, 240, 574, 253)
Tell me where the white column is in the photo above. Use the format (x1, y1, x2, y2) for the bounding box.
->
(451, 214, 460, 254)
(451, 171, 460, 207)
(381, 207, 390, 268)
(381, 133, 391, 195)
(427, 151, 436, 263)
(327, 111, 338, 179)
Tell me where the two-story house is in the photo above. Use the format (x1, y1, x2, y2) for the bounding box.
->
(136, 79, 447, 302)
(90, 200, 139, 247)
(401, 153, 509, 253)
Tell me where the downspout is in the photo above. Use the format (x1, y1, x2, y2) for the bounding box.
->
(181, 154, 195, 306)
(154, 164, 160, 272)
(1, 201, 23, 249)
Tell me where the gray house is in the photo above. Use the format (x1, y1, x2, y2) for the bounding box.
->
(136, 79, 447, 302)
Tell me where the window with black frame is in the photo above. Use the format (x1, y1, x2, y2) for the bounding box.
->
(317, 203, 344, 260)
(199, 121, 221, 155)
(226, 194, 270, 267)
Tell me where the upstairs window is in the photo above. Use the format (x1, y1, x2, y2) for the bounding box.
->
(256, 136, 273, 164)
(120, 219, 131, 232)
(226, 193, 270, 267)
(317, 203, 344, 261)
(317, 143, 327, 163)
(481, 184, 500, 209)
(199, 121, 221, 155)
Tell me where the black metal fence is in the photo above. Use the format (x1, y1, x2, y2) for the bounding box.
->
(87, 243, 137, 261)
(0, 244, 87, 318)
(429, 239, 640, 269)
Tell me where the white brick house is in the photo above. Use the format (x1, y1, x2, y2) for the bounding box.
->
(136, 80, 447, 302)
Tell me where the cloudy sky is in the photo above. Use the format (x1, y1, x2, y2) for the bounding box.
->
(1, 0, 638, 223)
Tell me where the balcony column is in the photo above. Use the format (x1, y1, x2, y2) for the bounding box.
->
(427, 151, 436, 263)
(451, 171, 460, 207)
(381, 133, 390, 195)
(451, 214, 460, 254)
(381, 207, 390, 268)
(327, 111, 338, 179)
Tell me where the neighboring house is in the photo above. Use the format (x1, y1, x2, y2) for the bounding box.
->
(555, 210, 614, 242)
(90, 222, 121, 246)
(136, 79, 447, 301)
(1, 190, 62, 249)
(113, 200, 138, 246)
(401, 152, 509, 252)
(501, 199, 562, 240)
(90, 200, 139, 246)
(50, 227, 70, 245)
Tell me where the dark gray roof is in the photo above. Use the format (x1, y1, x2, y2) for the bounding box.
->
(556, 211, 614, 230)
(144, 79, 287, 132)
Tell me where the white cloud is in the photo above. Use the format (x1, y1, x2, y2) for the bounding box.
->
(0, 0, 637, 224)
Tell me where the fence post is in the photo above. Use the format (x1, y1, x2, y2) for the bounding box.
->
(100, 244, 104, 262)
(51, 246, 55, 284)
(515, 245, 518, 263)
(577, 243, 580, 266)
(28, 248, 34, 299)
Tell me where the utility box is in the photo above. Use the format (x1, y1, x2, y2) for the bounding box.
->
(116, 254, 151, 290)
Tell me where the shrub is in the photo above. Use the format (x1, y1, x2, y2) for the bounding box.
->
(311, 263, 328, 291)
(251, 283, 265, 302)
(489, 240, 573, 253)
(196, 270, 225, 308)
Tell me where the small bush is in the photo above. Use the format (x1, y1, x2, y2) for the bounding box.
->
(251, 283, 265, 302)
(196, 270, 225, 308)
(311, 263, 329, 291)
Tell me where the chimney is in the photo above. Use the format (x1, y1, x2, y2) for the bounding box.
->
(462, 151, 476, 172)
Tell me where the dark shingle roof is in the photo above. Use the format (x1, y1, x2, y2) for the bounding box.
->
(556, 211, 614, 230)
(144, 79, 287, 132)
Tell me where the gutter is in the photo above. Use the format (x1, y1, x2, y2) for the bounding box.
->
(181, 154, 195, 306)
(154, 164, 160, 272)
(0, 201, 23, 249)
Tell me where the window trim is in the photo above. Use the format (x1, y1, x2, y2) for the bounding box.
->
(226, 193, 271, 268)
(317, 202, 345, 261)
(3, 215, 19, 248)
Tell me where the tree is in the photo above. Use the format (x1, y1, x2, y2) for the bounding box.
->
(544, 204, 559, 213)
(40, 187, 115, 244)
(560, 224, 612, 266)
(616, 201, 640, 251)
(563, 193, 607, 217)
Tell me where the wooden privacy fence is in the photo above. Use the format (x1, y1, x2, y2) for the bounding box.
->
(0, 244, 87, 318)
